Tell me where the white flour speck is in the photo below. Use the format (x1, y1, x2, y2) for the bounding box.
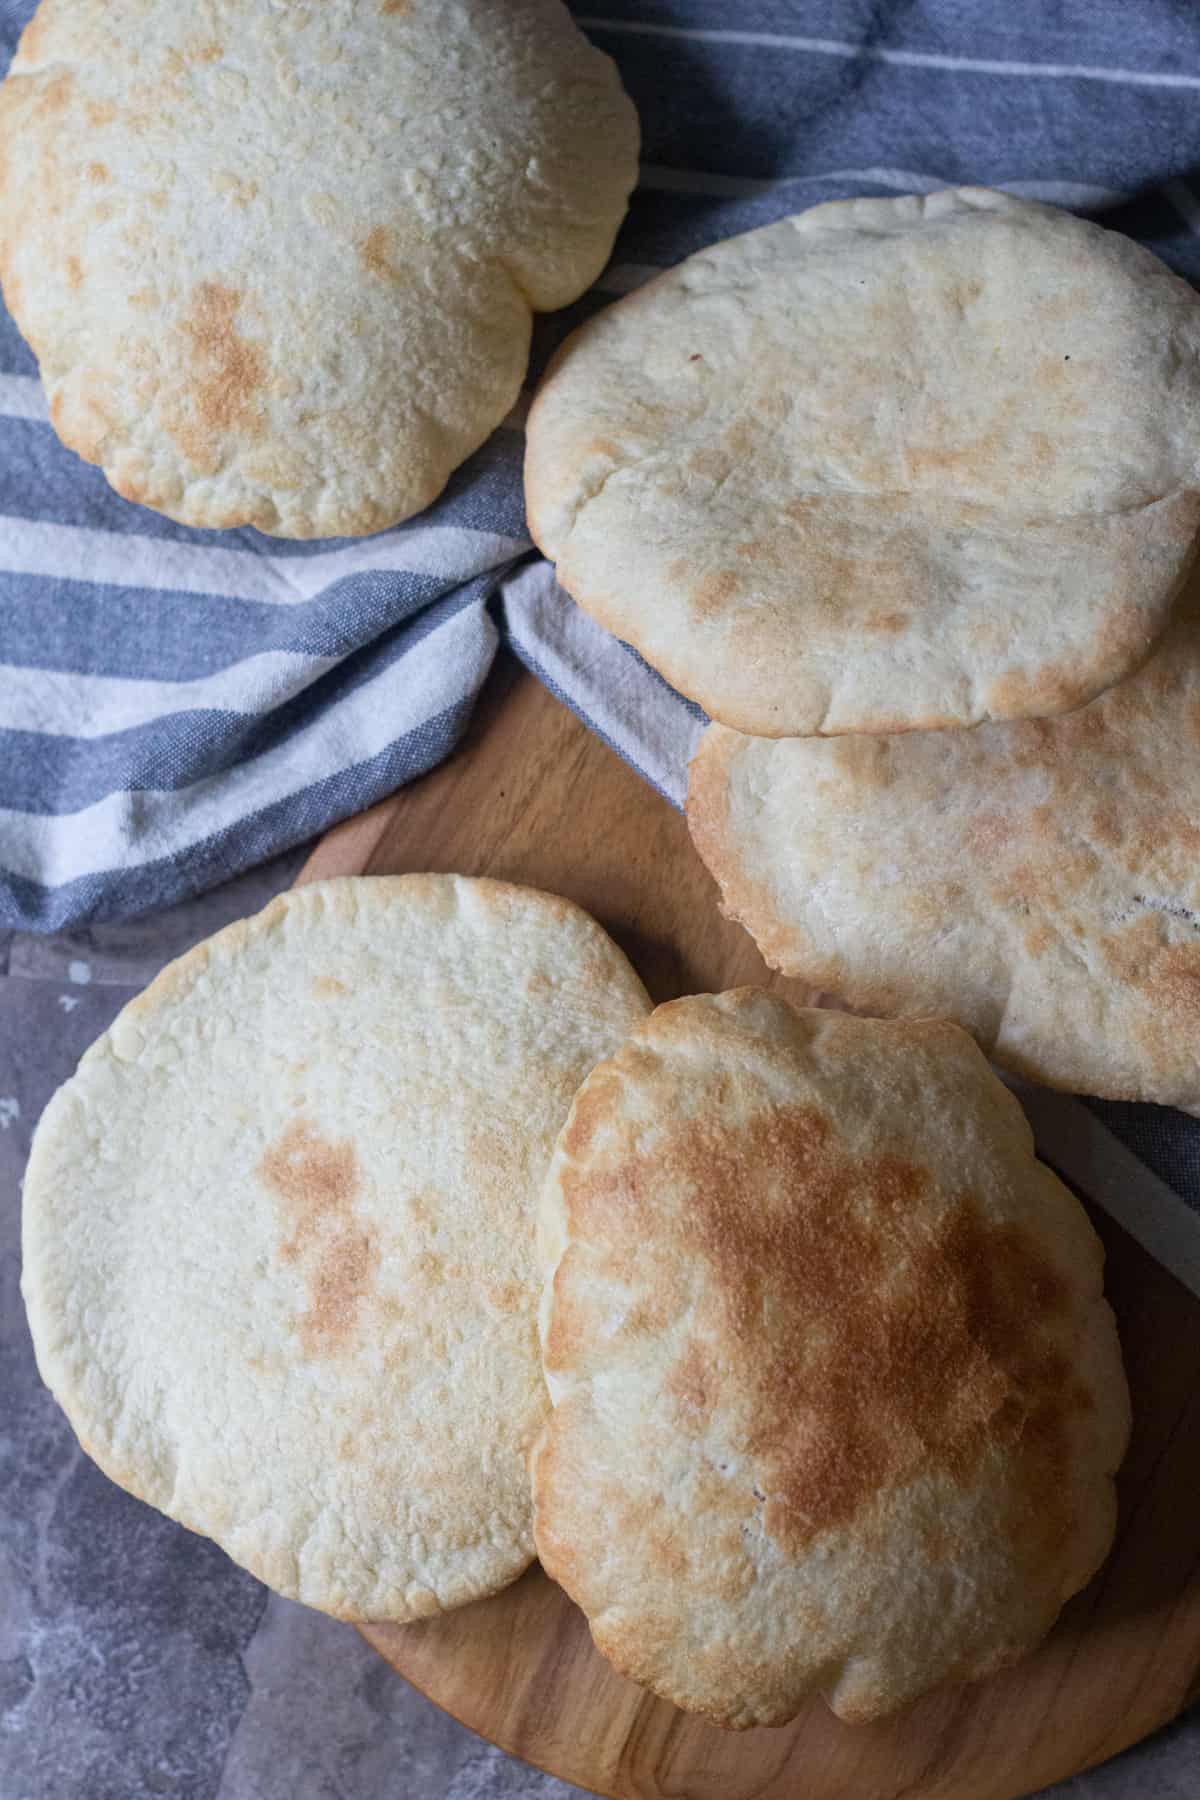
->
(0, 1096, 19, 1130)
(67, 961, 92, 985)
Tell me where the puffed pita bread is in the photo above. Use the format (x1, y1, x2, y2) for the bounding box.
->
(0, 0, 637, 537)
(22, 875, 651, 1621)
(525, 187, 1200, 736)
(533, 991, 1129, 1727)
(688, 598, 1200, 1111)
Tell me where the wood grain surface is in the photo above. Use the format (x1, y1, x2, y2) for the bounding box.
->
(298, 651, 1200, 1800)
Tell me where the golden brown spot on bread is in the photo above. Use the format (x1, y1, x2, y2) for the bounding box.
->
(311, 975, 347, 999)
(1089, 802, 1123, 849)
(408, 1191, 436, 1231)
(484, 1276, 525, 1315)
(65, 256, 83, 292)
(262, 1118, 358, 1259)
(1101, 913, 1174, 987)
(995, 843, 1101, 915)
(37, 72, 72, 114)
(360, 226, 399, 282)
(86, 162, 109, 183)
(691, 568, 739, 622)
(822, 738, 892, 796)
(158, 402, 224, 474)
(990, 655, 1107, 721)
(966, 811, 1015, 857)
(176, 282, 266, 455)
(380, 0, 411, 12)
(1024, 924, 1056, 958)
(260, 1119, 378, 1355)
(112, 469, 147, 505)
(1009, 719, 1057, 771)
(86, 98, 118, 126)
(579, 440, 623, 484)
(646, 1521, 687, 1577)
(563, 1101, 1081, 1575)
(1144, 942, 1200, 1016)
(620, 1289, 680, 1340)
(666, 1339, 715, 1420)
(864, 610, 909, 634)
(904, 431, 1005, 484)
(562, 1070, 627, 1161)
(300, 1225, 379, 1357)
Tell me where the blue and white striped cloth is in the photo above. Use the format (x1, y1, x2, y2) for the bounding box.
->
(4, 0, 1200, 934)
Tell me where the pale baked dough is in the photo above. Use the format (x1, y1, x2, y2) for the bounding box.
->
(688, 593, 1200, 1111)
(526, 189, 1200, 735)
(0, 0, 638, 535)
(22, 875, 651, 1620)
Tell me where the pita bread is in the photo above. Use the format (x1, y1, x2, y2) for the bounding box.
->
(533, 991, 1128, 1727)
(21, 875, 650, 1621)
(688, 600, 1200, 1111)
(0, 0, 637, 537)
(525, 187, 1200, 736)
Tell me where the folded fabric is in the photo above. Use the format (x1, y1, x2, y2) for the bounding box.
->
(4, 0, 1200, 932)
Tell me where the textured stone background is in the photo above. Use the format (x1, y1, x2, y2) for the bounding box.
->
(2, 857, 1196, 1800)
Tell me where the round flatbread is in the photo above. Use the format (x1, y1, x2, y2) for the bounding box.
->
(0, 0, 637, 537)
(525, 187, 1200, 736)
(533, 992, 1129, 1727)
(22, 875, 651, 1621)
(688, 595, 1200, 1111)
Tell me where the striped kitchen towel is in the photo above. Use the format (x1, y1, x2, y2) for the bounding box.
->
(5, 0, 1200, 936)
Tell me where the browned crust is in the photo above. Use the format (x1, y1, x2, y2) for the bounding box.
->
(533, 993, 1125, 1726)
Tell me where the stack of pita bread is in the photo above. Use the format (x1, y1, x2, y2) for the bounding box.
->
(525, 185, 1200, 1113)
(24, 875, 1129, 1731)
(5, 4, 1155, 1725)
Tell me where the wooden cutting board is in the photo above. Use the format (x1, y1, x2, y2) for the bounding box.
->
(298, 651, 1200, 1800)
